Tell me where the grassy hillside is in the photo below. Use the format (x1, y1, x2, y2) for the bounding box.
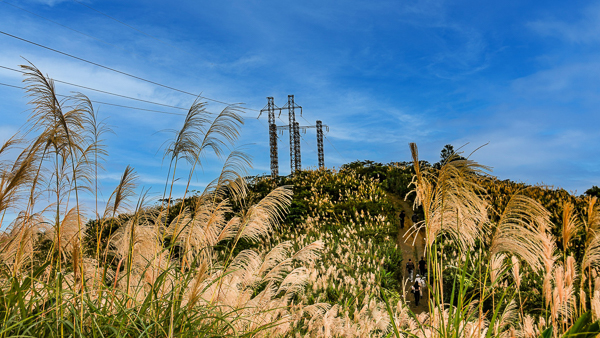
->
(244, 168, 404, 333)
(2, 65, 600, 337)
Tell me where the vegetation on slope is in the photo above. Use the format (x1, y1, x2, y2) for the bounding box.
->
(1, 64, 600, 337)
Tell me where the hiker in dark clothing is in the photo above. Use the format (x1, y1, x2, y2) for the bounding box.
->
(418, 257, 427, 277)
(406, 259, 415, 281)
(412, 281, 422, 306)
(399, 210, 406, 229)
(411, 212, 418, 225)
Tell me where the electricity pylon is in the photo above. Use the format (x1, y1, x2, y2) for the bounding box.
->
(279, 95, 302, 173)
(258, 97, 279, 177)
(259, 96, 328, 175)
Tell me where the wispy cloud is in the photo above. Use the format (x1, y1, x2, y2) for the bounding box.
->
(529, 2, 600, 43)
(24, 0, 70, 6)
(1, 0, 599, 196)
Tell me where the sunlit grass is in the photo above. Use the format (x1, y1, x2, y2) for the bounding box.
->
(1, 63, 600, 337)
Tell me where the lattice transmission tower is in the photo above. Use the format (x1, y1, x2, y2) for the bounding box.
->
(280, 95, 302, 173)
(316, 120, 325, 168)
(259, 95, 328, 175)
(258, 97, 279, 177)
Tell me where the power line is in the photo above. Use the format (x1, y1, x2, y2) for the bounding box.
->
(0, 30, 193, 95)
(296, 111, 330, 165)
(0, 82, 185, 116)
(299, 114, 312, 125)
(299, 133, 317, 155)
(0, 26, 317, 165)
(0, 79, 278, 123)
(79, 99, 183, 116)
(0, 3, 262, 112)
(0, 66, 264, 122)
(0, 65, 189, 111)
(324, 135, 347, 163)
(0, 30, 253, 109)
(276, 116, 317, 156)
(0, 82, 23, 90)
(256, 116, 283, 142)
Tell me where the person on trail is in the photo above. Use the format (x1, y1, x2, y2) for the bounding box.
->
(411, 212, 418, 225)
(411, 280, 422, 306)
(406, 259, 415, 281)
(418, 257, 427, 277)
(415, 274, 426, 289)
(399, 210, 406, 229)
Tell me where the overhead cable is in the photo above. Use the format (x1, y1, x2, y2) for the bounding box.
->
(0, 65, 188, 111)
(0, 82, 184, 116)
(0, 2, 258, 111)
(276, 116, 317, 155)
(0, 30, 253, 109)
(324, 136, 347, 163)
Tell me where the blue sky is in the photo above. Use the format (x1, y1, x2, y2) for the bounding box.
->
(1, 0, 599, 217)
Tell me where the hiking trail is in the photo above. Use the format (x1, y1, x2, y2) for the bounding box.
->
(386, 192, 429, 314)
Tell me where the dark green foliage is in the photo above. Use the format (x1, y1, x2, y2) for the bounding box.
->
(83, 217, 122, 258)
(433, 144, 466, 169)
(585, 186, 600, 198)
(340, 160, 388, 181)
(557, 311, 600, 337)
(381, 244, 404, 287)
(245, 168, 400, 227)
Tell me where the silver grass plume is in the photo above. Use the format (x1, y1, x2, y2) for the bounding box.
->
(490, 194, 552, 275)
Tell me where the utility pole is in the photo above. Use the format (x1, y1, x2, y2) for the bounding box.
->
(259, 97, 279, 177)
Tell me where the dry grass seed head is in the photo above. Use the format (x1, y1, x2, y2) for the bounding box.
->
(561, 202, 582, 254)
(592, 290, 600, 321)
(408, 143, 490, 252)
(103, 165, 138, 218)
(511, 256, 521, 289)
(521, 315, 539, 338)
(490, 194, 552, 274)
(0, 212, 46, 274)
(163, 98, 211, 165)
(586, 196, 600, 236)
(0, 139, 41, 215)
(21, 63, 88, 166)
(238, 186, 293, 242)
(582, 230, 600, 271)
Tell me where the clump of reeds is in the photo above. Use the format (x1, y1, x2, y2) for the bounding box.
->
(0, 63, 327, 337)
(381, 143, 600, 338)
